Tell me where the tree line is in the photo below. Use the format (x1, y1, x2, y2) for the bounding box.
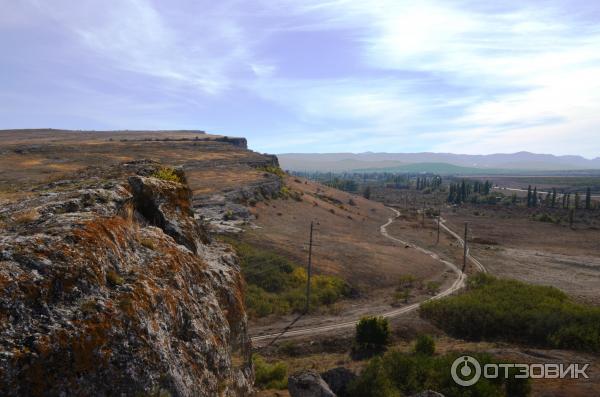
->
(527, 185, 594, 210)
(447, 179, 493, 204)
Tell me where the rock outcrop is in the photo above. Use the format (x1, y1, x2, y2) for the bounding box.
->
(288, 370, 336, 397)
(0, 162, 253, 396)
(320, 367, 357, 397)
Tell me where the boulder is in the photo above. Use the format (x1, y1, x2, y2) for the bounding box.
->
(320, 367, 356, 397)
(288, 370, 336, 397)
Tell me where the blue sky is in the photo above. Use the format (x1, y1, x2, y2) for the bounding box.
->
(2, 0, 600, 157)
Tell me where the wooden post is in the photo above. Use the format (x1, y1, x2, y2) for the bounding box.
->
(462, 222, 468, 273)
(305, 221, 314, 314)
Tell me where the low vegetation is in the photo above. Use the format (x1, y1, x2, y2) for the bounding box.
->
(413, 334, 435, 356)
(225, 239, 350, 318)
(252, 354, 287, 390)
(421, 273, 600, 352)
(259, 165, 286, 178)
(347, 348, 530, 397)
(151, 167, 183, 183)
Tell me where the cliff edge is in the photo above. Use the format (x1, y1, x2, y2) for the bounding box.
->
(0, 161, 253, 396)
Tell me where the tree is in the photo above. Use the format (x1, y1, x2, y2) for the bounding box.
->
(355, 316, 390, 352)
(562, 192, 567, 209)
(460, 180, 467, 202)
(363, 185, 371, 200)
(551, 188, 557, 208)
(575, 192, 581, 210)
(532, 187, 538, 207)
(586, 188, 592, 210)
(527, 185, 532, 207)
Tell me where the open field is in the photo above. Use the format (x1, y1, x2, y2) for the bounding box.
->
(441, 205, 600, 304)
(0, 129, 275, 203)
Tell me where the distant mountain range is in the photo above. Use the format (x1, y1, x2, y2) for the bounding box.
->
(278, 152, 600, 174)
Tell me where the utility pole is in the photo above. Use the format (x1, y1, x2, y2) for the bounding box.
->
(462, 222, 468, 273)
(436, 216, 440, 245)
(305, 221, 314, 314)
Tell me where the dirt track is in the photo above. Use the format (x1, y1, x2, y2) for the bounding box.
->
(251, 208, 484, 344)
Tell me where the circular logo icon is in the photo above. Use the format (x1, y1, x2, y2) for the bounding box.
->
(451, 355, 481, 386)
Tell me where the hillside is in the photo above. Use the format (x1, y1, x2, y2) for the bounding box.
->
(279, 151, 600, 172)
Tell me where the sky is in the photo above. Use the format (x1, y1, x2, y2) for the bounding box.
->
(1, 0, 600, 157)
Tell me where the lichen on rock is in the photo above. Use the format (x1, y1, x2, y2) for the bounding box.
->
(0, 162, 253, 396)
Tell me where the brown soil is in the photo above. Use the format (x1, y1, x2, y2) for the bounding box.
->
(443, 206, 600, 304)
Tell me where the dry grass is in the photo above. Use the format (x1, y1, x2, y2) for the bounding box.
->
(245, 175, 445, 289)
(12, 208, 40, 225)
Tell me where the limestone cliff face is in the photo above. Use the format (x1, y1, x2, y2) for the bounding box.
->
(0, 162, 253, 396)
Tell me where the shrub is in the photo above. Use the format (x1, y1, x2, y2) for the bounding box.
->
(347, 357, 400, 397)
(252, 354, 287, 389)
(425, 281, 441, 295)
(393, 290, 410, 305)
(397, 274, 417, 289)
(420, 273, 600, 352)
(151, 167, 183, 183)
(348, 349, 530, 397)
(260, 165, 286, 178)
(354, 316, 390, 355)
(414, 334, 435, 356)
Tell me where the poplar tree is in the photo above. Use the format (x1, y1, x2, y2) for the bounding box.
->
(532, 187, 538, 207)
(527, 185, 532, 207)
(586, 188, 592, 210)
(551, 188, 557, 208)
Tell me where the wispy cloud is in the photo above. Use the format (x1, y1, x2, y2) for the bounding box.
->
(2, 0, 600, 156)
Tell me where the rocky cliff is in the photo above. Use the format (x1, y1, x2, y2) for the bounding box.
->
(0, 160, 254, 396)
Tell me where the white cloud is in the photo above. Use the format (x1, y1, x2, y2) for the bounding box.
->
(252, 0, 600, 156)
(29, 0, 256, 94)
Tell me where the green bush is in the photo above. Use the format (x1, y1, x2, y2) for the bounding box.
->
(414, 334, 435, 356)
(420, 273, 600, 352)
(355, 316, 390, 354)
(252, 354, 287, 390)
(347, 357, 400, 397)
(347, 349, 530, 397)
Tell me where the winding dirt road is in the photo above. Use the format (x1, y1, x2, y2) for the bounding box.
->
(251, 207, 484, 343)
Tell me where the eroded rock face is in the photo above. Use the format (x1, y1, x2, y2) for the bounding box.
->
(0, 163, 253, 396)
